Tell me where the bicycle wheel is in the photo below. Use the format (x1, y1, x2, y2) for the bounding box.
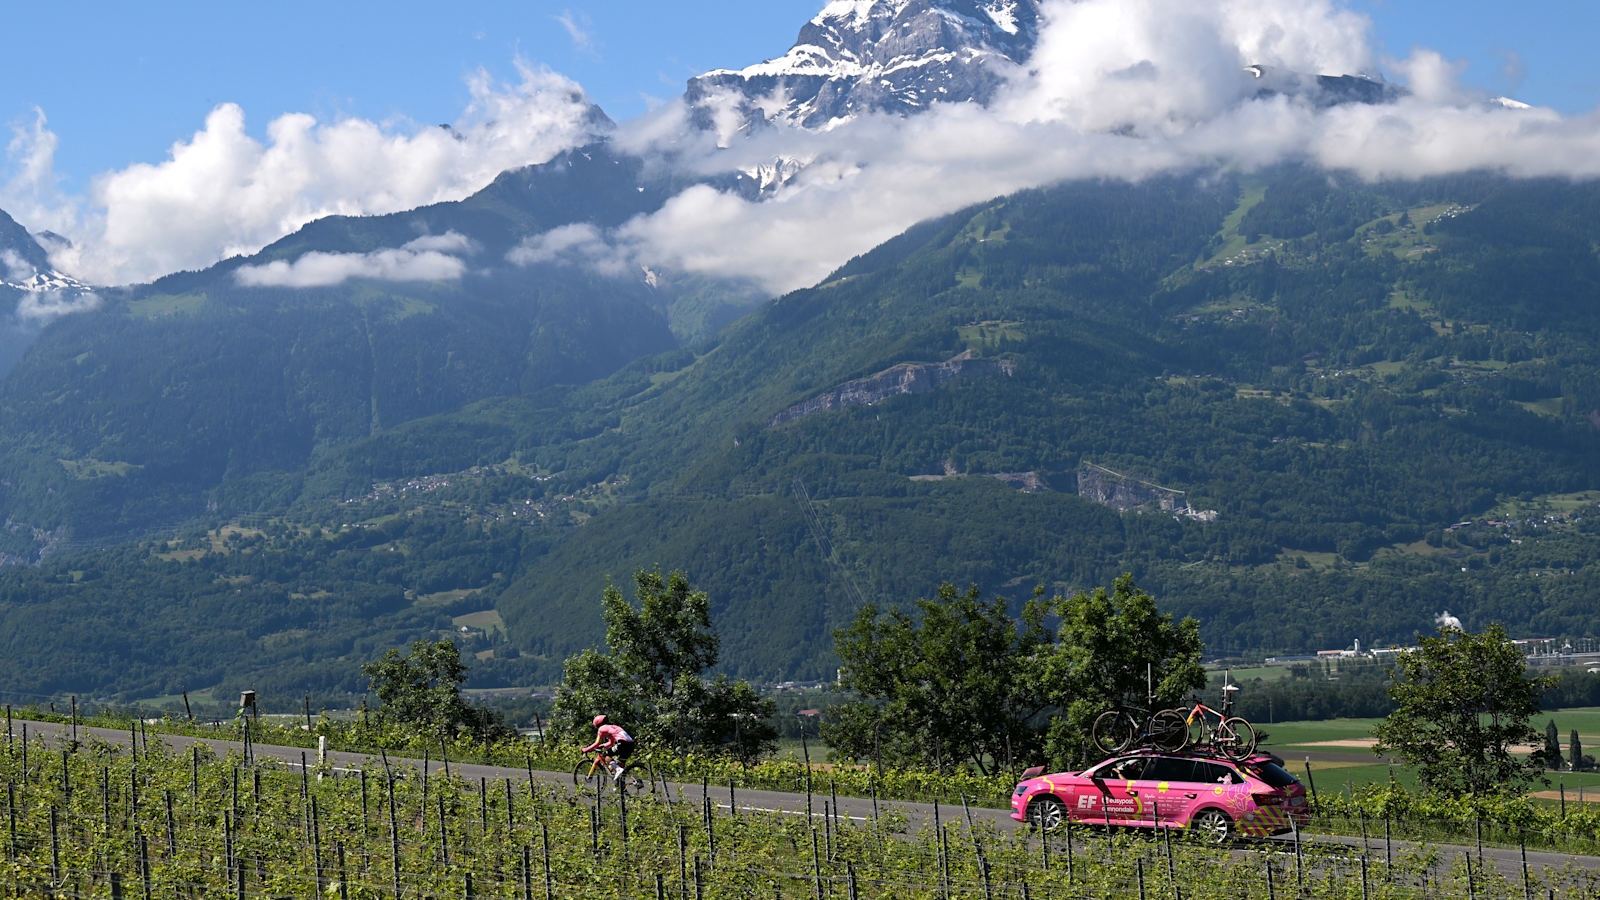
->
(1149, 709, 1189, 752)
(621, 761, 656, 796)
(572, 759, 603, 792)
(1092, 709, 1137, 755)
(1216, 717, 1258, 761)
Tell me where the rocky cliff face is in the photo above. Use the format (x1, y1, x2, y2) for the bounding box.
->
(0, 208, 53, 282)
(687, 0, 1041, 135)
(767, 350, 1015, 426)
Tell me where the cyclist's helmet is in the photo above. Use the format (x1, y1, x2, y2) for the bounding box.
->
(592, 714, 607, 727)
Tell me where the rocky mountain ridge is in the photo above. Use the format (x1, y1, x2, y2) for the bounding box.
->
(686, 0, 1041, 135)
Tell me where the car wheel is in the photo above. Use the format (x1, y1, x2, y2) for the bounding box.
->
(1027, 796, 1068, 832)
(1188, 808, 1233, 843)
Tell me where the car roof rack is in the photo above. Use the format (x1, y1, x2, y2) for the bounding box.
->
(1114, 744, 1273, 764)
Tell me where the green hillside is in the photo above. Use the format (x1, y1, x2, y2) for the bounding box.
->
(7, 166, 1600, 701)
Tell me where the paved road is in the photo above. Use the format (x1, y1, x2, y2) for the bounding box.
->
(8, 717, 1595, 883)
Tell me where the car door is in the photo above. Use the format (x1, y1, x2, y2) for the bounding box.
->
(1139, 756, 1201, 828)
(1075, 756, 1155, 827)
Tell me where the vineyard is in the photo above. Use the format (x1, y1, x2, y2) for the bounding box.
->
(4, 725, 1600, 898)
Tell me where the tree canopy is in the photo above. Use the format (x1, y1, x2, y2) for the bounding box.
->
(550, 568, 776, 761)
(360, 639, 488, 738)
(823, 574, 1205, 774)
(1371, 623, 1554, 798)
(1035, 574, 1207, 764)
(826, 583, 1051, 775)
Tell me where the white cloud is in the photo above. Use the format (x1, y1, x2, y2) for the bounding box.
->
(556, 0, 1600, 296)
(234, 232, 474, 288)
(555, 11, 598, 56)
(15, 289, 100, 323)
(1, 108, 79, 238)
(12, 0, 1600, 306)
(507, 223, 629, 276)
(0, 249, 31, 282)
(9, 63, 599, 287)
(402, 232, 478, 255)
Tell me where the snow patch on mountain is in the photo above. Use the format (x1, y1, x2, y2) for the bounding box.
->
(687, 0, 1040, 133)
(983, 0, 1020, 35)
(6, 270, 92, 294)
(816, 0, 908, 30)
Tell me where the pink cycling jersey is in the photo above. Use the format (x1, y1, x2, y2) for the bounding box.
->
(582, 723, 633, 752)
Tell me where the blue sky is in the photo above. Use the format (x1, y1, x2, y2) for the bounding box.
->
(3, 0, 1592, 194)
(2, 1, 817, 195)
(4, 0, 1599, 291)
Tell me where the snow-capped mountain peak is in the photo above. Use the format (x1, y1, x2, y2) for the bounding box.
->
(686, 0, 1041, 134)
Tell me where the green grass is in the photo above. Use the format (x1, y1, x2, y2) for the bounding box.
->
(1259, 717, 1381, 750)
(1256, 709, 1600, 797)
(57, 457, 140, 480)
(1490, 491, 1600, 518)
(957, 320, 1025, 350)
(127, 292, 210, 319)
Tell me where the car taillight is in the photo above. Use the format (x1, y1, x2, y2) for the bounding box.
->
(1252, 793, 1284, 807)
(1015, 784, 1030, 796)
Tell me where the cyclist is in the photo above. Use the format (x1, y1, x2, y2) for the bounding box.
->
(582, 714, 636, 782)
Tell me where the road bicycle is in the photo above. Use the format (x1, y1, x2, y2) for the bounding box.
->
(573, 749, 657, 796)
(1091, 704, 1188, 755)
(1177, 685, 1257, 761)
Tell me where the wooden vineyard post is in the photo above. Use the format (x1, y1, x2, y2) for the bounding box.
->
(811, 829, 823, 900)
(312, 796, 325, 893)
(9, 781, 18, 862)
(49, 805, 60, 888)
(678, 824, 689, 900)
(386, 773, 401, 900)
(138, 832, 151, 900)
(505, 777, 515, 834)
(437, 791, 449, 866)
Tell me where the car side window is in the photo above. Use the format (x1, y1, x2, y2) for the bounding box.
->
(1194, 761, 1241, 784)
(1141, 757, 1197, 783)
(1098, 757, 1149, 780)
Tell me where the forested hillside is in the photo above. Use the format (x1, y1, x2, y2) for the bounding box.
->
(6, 166, 1600, 701)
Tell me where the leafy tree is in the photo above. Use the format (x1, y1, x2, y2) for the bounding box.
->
(361, 639, 494, 739)
(550, 568, 776, 760)
(1535, 719, 1563, 771)
(825, 583, 1051, 775)
(826, 575, 1204, 775)
(1371, 623, 1554, 798)
(1032, 574, 1207, 766)
(1573, 730, 1587, 772)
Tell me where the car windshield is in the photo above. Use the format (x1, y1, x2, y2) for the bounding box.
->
(1243, 761, 1300, 788)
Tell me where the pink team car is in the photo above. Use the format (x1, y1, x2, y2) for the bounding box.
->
(1010, 748, 1311, 842)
